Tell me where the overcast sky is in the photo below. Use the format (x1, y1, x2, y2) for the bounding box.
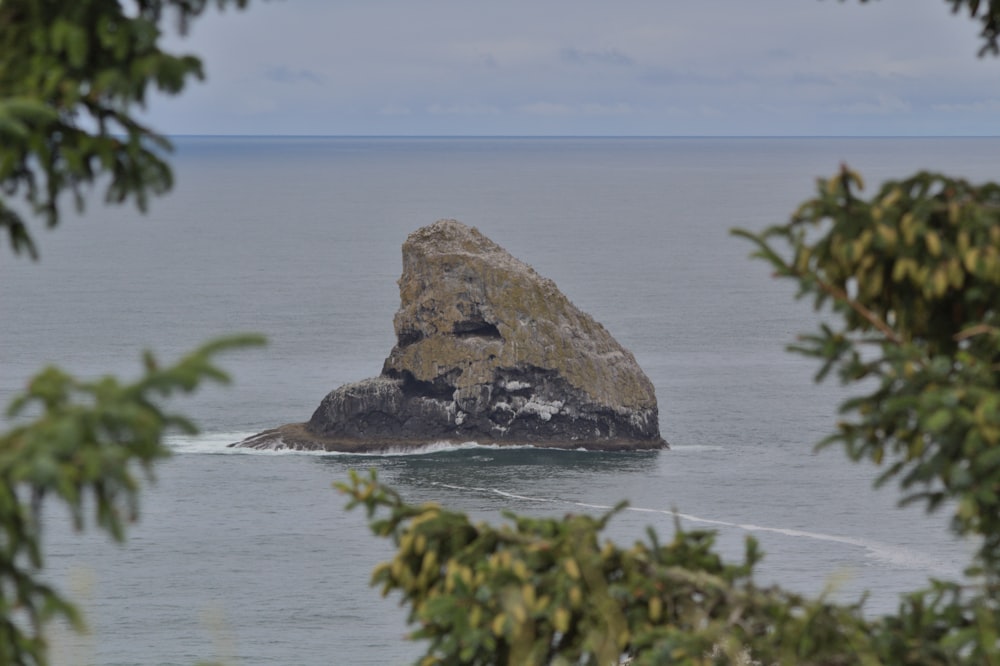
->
(146, 1, 1000, 136)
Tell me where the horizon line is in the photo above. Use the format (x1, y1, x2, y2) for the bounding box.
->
(163, 133, 998, 139)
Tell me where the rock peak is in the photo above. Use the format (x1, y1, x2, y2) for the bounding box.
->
(405, 219, 504, 254)
(233, 219, 666, 452)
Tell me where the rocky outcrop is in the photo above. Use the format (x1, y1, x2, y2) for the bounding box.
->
(232, 220, 666, 452)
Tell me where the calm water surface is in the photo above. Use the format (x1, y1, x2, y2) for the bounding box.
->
(1, 137, 995, 665)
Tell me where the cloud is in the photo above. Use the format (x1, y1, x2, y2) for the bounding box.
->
(378, 104, 412, 116)
(581, 102, 635, 116)
(262, 65, 324, 85)
(517, 101, 572, 116)
(517, 101, 635, 117)
(639, 67, 751, 87)
(788, 72, 838, 87)
(932, 99, 1000, 113)
(426, 103, 501, 116)
(832, 94, 912, 116)
(146, 0, 1000, 135)
(764, 48, 794, 61)
(560, 47, 634, 67)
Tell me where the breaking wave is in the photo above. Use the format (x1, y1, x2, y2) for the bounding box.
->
(430, 482, 963, 577)
(165, 433, 962, 578)
(165, 432, 582, 457)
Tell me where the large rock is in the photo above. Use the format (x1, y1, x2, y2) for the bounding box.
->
(233, 220, 666, 452)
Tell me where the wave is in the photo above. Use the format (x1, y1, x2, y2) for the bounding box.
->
(165, 433, 582, 457)
(165, 432, 323, 456)
(430, 482, 962, 577)
(665, 444, 725, 453)
(166, 433, 960, 577)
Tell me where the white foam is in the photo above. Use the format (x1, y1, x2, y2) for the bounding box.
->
(163, 431, 336, 456)
(429, 482, 962, 577)
(166, 433, 561, 457)
(666, 444, 725, 453)
(165, 434, 958, 576)
(355, 441, 537, 457)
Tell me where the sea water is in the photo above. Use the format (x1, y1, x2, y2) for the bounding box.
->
(1, 137, 996, 665)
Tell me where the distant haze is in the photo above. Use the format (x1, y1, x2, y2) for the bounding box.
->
(148, 1, 1000, 136)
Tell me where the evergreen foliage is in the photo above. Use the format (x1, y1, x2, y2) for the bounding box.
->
(0, 2, 258, 664)
(735, 169, 1000, 574)
(339, 169, 1000, 665)
(3, 0, 1000, 664)
(341, 4, 1000, 664)
(0, 0, 249, 260)
(1, 337, 263, 665)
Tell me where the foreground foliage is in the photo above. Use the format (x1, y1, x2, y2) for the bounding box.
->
(1, 1, 255, 664)
(341, 5, 1000, 657)
(3, 0, 1000, 664)
(0, 0, 249, 260)
(0, 336, 264, 665)
(736, 168, 1000, 576)
(342, 169, 1000, 663)
(341, 471, 882, 665)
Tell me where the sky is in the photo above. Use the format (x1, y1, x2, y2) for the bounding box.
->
(146, 0, 1000, 136)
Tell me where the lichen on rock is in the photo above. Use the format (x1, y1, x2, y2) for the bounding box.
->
(232, 219, 667, 452)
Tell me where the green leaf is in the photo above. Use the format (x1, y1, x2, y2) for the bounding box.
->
(925, 408, 954, 431)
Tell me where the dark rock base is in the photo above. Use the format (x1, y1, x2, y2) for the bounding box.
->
(230, 368, 667, 453)
(231, 422, 666, 453)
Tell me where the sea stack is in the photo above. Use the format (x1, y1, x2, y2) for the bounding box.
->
(233, 220, 667, 452)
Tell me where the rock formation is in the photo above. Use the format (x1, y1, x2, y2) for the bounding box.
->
(233, 219, 666, 452)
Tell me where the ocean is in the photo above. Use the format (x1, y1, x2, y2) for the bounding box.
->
(1, 137, 995, 665)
